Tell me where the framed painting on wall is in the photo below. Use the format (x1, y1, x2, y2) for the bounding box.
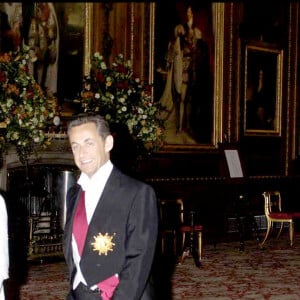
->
(243, 43, 283, 136)
(153, 1, 224, 150)
(0, 3, 91, 116)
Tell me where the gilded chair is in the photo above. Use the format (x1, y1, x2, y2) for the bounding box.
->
(159, 198, 203, 266)
(260, 191, 300, 247)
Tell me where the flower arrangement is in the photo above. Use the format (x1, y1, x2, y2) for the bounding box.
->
(0, 46, 56, 164)
(80, 53, 165, 153)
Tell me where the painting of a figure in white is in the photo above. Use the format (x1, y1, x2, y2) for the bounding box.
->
(156, 1, 215, 145)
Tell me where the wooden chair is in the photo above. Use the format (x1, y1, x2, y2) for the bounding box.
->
(159, 198, 182, 256)
(159, 198, 203, 266)
(260, 191, 300, 247)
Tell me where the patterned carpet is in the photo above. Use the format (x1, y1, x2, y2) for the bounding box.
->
(6, 234, 300, 299)
(170, 238, 300, 299)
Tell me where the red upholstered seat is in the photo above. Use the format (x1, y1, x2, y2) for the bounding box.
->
(159, 198, 203, 265)
(180, 225, 203, 232)
(269, 212, 293, 219)
(292, 212, 300, 218)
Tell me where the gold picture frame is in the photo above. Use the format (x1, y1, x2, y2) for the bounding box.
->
(152, 2, 225, 151)
(84, 0, 226, 152)
(85, 2, 225, 151)
(243, 44, 283, 136)
(0, 2, 90, 117)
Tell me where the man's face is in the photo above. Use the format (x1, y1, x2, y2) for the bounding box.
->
(177, 25, 185, 36)
(69, 122, 113, 178)
(187, 7, 193, 21)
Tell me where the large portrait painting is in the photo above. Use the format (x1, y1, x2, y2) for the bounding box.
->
(154, 1, 224, 148)
(0, 3, 87, 116)
(243, 43, 283, 135)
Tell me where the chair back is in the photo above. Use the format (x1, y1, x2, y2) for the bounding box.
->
(262, 190, 282, 218)
(159, 198, 184, 230)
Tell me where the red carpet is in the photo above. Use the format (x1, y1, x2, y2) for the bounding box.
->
(6, 234, 300, 299)
(171, 238, 300, 299)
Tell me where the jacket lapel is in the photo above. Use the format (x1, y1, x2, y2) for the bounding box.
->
(64, 184, 82, 262)
(88, 167, 122, 226)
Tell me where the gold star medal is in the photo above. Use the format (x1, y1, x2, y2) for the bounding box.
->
(91, 232, 116, 255)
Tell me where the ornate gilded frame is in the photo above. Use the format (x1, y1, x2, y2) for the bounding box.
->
(151, 2, 224, 151)
(88, 3, 225, 151)
(83, 3, 93, 77)
(243, 44, 283, 136)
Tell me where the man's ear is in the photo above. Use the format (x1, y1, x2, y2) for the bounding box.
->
(105, 135, 114, 152)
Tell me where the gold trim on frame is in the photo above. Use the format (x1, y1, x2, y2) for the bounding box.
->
(243, 44, 283, 136)
(88, 3, 226, 151)
(83, 3, 93, 77)
(212, 3, 225, 148)
(151, 3, 225, 152)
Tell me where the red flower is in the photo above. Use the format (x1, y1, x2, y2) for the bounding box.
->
(95, 71, 105, 83)
(26, 90, 34, 99)
(116, 80, 129, 90)
(144, 84, 152, 94)
(115, 65, 126, 74)
(0, 70, 6, 82)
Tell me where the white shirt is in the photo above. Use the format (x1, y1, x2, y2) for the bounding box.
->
(72, 160, 113, 289)
(0, 195, 9, 300)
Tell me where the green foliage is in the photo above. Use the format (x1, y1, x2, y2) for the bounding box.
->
(80, 53, 165, 153)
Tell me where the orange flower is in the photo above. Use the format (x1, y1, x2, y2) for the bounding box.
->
(0, 53, 11, 63)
